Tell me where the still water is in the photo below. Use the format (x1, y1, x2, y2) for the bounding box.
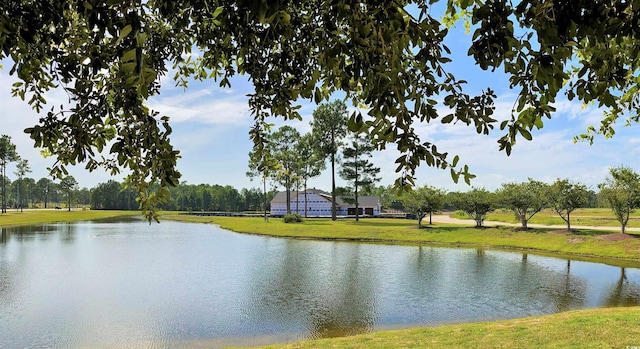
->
(1, 218, 639, 348)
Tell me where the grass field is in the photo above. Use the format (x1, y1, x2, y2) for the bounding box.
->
(0, 209, 140, 227)
(246, 306, 640, 349)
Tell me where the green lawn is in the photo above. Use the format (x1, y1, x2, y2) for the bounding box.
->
(0, 209, 140, 227)
(245, 307, 640, 349)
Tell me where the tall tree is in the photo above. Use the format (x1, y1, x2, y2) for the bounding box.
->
(0, 136, 18, 214)
(498, 179, 549, 229)
(59, 176, 79, 212)
(13, 158, 31, 212)
(598, 166, 640, 235)
(91, 180, 121, 209)
(547, 178, 590, 231)
(297, 133, 326, 218)
(247, 124, 281, 221)
(268, 126, 301, 214)
(24, 177, 37, 208)
(339, 132, 381, 221)
(34, 178, 53, 208)
(400, 186, 446, 228)
(449, 188, 496, 228)
(311, 100, 348, 221)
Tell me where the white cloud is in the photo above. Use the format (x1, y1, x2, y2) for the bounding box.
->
(148, 88, 253, 126)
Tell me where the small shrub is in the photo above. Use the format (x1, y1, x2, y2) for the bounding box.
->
(452, 210, 467, 218)
(283, 213, 303, 223)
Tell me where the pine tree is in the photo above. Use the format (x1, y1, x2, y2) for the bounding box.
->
(339, 133, 381, 221)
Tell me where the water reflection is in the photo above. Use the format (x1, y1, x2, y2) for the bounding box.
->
(249, 241, 377, 339)
(0, 220, 639, 348)
(603, 268, 640, 307)
(0, 224, 61, 243)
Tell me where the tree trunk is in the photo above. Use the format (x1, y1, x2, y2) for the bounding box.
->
(429, 211, 432, 225)
(354, 175, 359, 222)
(67, 192, 71, 212)
(475, 214, 483, 227)
(621, 223, 626, 235)
(1, 163, 5, 213)
(295, 179, 299, 214)
(567, 212, 571, 231)
(331, 153, 337, 221)
(17, 180, 21, 213)
(262, 177, 268, 222)
(521, 215, 528, 229)
(304, 179, 308, 218)
(285, 177, 291, 214)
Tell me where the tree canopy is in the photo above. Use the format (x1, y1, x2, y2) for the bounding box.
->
(448, 188, 496, 227)
(400, 185, 446, 227)
(2, 1, 639, 219)
(547, 178, 589, 231)
(498, 178, 548, 229)
(598, 166, 640, 234)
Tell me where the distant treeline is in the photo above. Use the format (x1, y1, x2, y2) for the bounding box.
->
(2, 175, 603, 212)
(92, 180, 277, 211)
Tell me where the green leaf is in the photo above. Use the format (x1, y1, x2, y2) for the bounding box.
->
(441, 114, 454, 124)
(121, 62, 136, 73)
(118, 25, 132, 43)
(452, 155, 460, 167)
(347, 112, 364, 132)
(212, 6, 223, 18)
(450, 168, 460, 183)
(533, 116, 544, 129)
(122, 48, 137, 62)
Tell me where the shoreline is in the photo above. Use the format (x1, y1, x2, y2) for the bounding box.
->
(163, 214, 640, 268)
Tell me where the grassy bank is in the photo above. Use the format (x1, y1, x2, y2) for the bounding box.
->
(164, 215, 640, 263)
(246, 306, 640, 349)
(0, 209, 140, 227)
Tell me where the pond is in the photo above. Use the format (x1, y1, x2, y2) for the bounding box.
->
(1, 218, 639, 348)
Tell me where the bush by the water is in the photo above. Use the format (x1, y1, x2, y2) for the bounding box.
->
(283, 213, 303, 223)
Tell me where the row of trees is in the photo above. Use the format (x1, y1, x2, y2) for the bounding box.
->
(1, 135, 80, 212)
(156, 183, 271, 212)
(248, 100, 380, 221)
(398, 166, 640, 234)
(0, 174, 82, 212)
(0, 174, 278, 214)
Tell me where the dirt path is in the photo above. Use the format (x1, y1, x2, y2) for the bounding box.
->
(430, 214, 640, 233)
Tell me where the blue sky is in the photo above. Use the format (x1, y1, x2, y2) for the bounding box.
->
(2, 17, 639, 193)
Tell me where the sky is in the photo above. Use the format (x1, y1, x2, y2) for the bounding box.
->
(2, 14, 640, 194)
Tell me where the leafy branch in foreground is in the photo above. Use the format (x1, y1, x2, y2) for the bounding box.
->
(2, 1, 639, 219)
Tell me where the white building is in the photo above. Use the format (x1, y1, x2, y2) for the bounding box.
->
(270, 189, 381, 217)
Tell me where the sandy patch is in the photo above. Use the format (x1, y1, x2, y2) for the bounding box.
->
(597, 233, 634, 242)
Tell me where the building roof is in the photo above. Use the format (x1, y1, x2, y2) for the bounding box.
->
(356, 196, 381, 207)
(270, 189, 379, 207)
(270, 189, 333, 204)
